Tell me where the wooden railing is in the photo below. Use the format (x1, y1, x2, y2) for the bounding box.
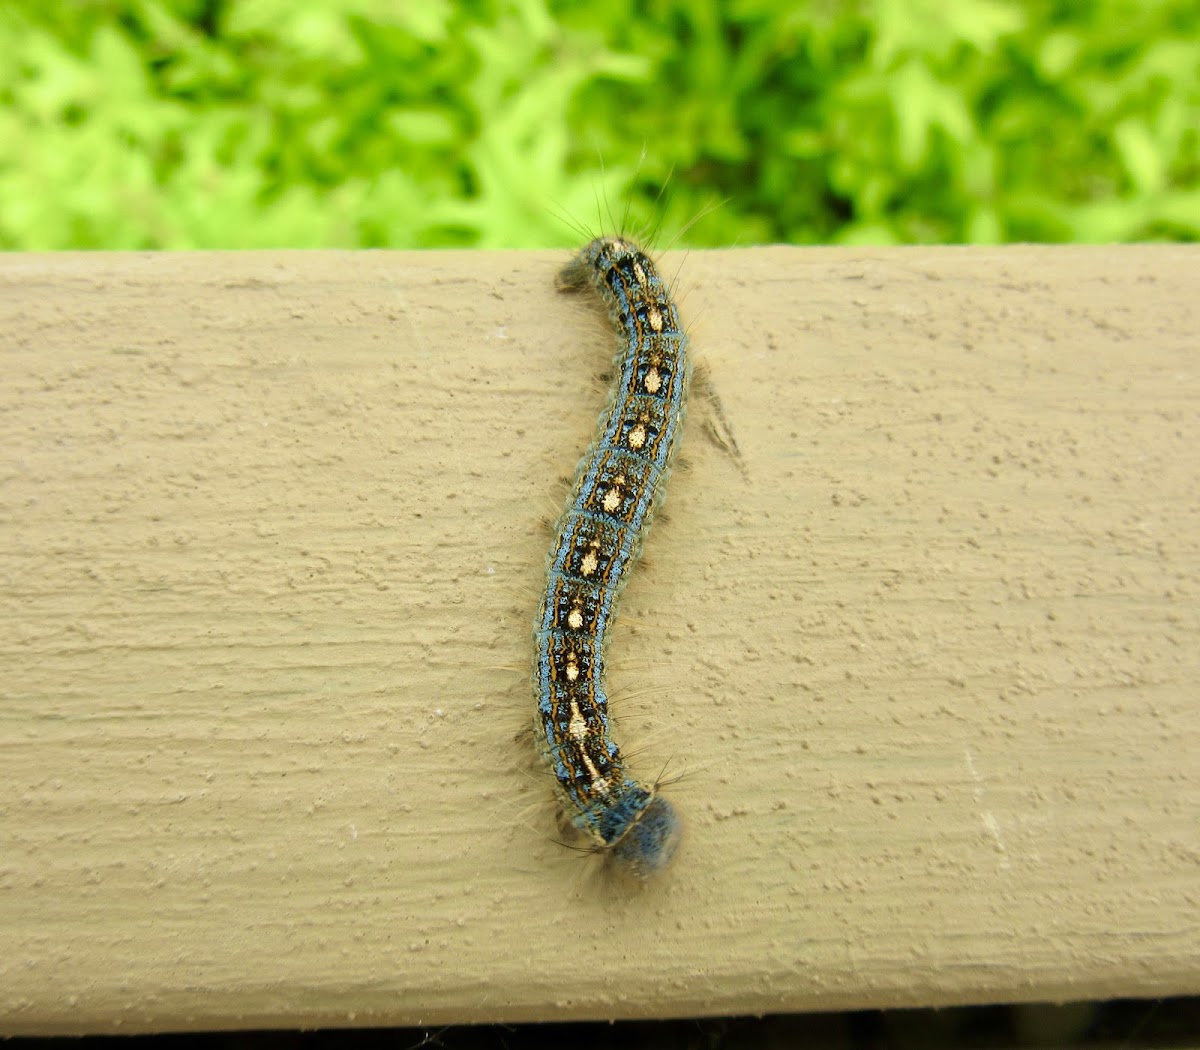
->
(1, 246, 1197, 1034)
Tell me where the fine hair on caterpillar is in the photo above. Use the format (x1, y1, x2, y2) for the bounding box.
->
(547, 144, 724, 268)
(532, 234, 691, 882)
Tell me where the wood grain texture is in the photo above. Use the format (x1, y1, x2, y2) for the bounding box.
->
(1, 246, 1197, 1034)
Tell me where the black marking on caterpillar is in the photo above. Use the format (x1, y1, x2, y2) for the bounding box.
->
(533, 237, 689, 882)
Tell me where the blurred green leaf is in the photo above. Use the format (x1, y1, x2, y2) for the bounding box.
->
(0, 0, 1197, 248)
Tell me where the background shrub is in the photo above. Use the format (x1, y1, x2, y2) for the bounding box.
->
(1, 0, 1197, 249)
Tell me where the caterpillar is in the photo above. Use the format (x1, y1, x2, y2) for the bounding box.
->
(533, 236, 689, 882)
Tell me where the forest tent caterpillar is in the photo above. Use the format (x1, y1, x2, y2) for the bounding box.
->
(533, 236, 689, 881)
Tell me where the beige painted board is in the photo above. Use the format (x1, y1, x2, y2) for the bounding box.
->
(1, 246, 1198, 1035)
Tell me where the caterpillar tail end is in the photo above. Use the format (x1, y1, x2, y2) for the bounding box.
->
(557, 238, 614, 292)
(607, 795, 683, 883)
(555, 256, 591, 293)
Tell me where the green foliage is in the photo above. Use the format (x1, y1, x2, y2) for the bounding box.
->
(0, 0, 1196, 249)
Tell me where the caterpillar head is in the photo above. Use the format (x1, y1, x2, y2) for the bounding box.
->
(607, 794, 683, 882)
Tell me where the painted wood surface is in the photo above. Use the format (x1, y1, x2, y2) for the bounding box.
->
(1, 246, 1197, 1034)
